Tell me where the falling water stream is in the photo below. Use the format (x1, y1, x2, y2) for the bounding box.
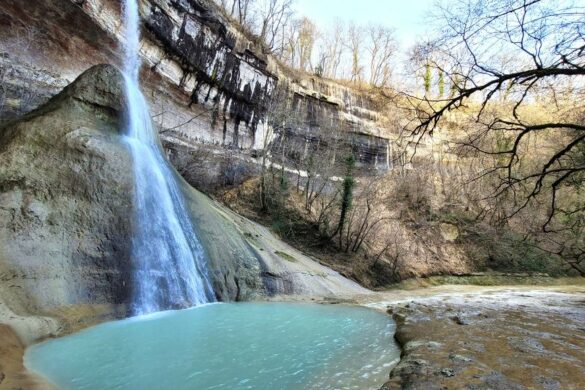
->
(122, 0, 214, 314)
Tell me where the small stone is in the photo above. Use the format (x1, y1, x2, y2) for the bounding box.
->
(440, 223, 459, 241)
(450, 315, 471, 325)
(428, 341, 442, 348)
(441, 368, 455, 377)
(449, 354, 473, 363)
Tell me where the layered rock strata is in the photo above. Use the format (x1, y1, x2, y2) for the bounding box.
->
(0, 0, 395, 182)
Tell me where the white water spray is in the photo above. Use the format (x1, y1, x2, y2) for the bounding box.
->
(122, 0, 215, 314)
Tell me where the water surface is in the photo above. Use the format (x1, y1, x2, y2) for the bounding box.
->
(25, 303, 399, 389)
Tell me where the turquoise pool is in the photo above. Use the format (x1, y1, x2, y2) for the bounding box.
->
(25, 303, 400, 389)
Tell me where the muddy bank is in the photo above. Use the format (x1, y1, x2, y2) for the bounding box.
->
(0, 325, 55, 390)
(365, 286, 585, 389)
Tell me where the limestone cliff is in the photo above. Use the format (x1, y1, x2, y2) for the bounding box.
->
(0, 64, 368, 346)
(0, 0, 394, 181)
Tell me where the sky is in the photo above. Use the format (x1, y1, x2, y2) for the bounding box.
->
(294, 0, 437, 50)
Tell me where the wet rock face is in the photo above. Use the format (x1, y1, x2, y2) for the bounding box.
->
(0, 0, 394, 178)
(270, 92, 392, 171)
(384, 290, 585, 389)
(0, 64, 263, 315)
(144, 0, 276, 149)
(0, 0, 120, 123)
(0, 64, 133, 312)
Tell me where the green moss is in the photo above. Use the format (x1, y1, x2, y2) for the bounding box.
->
(387, 275, 585, 289)
(211, 63, 219, 83)
(243, 231, 262, 249)
(426, 275, 585, 286)
(275, 250, 297, 262)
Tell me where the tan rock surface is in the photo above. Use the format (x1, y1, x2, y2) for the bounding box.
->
(362, 286, 585, 389)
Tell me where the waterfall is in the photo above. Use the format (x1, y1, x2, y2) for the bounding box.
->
(122, 0, 215, 315)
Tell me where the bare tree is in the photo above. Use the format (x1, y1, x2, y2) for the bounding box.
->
(258, 84, 301, 211)
(399, 0, 585, 273)
(345, 22, 364, 83)
(318, 20, 345, 79)
(237, 0, 254, 26)
(296, 17, 317, 71)
(367, 25, 396, 87)
(334, 174, 390, 253)
(216, 0, 238, 16)
(254, 0, 295, 50)
(372, 228, 403, 281)
(214, 0, 255, 29)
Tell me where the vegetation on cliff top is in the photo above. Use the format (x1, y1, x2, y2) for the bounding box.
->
(209, 0, 584, 284)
